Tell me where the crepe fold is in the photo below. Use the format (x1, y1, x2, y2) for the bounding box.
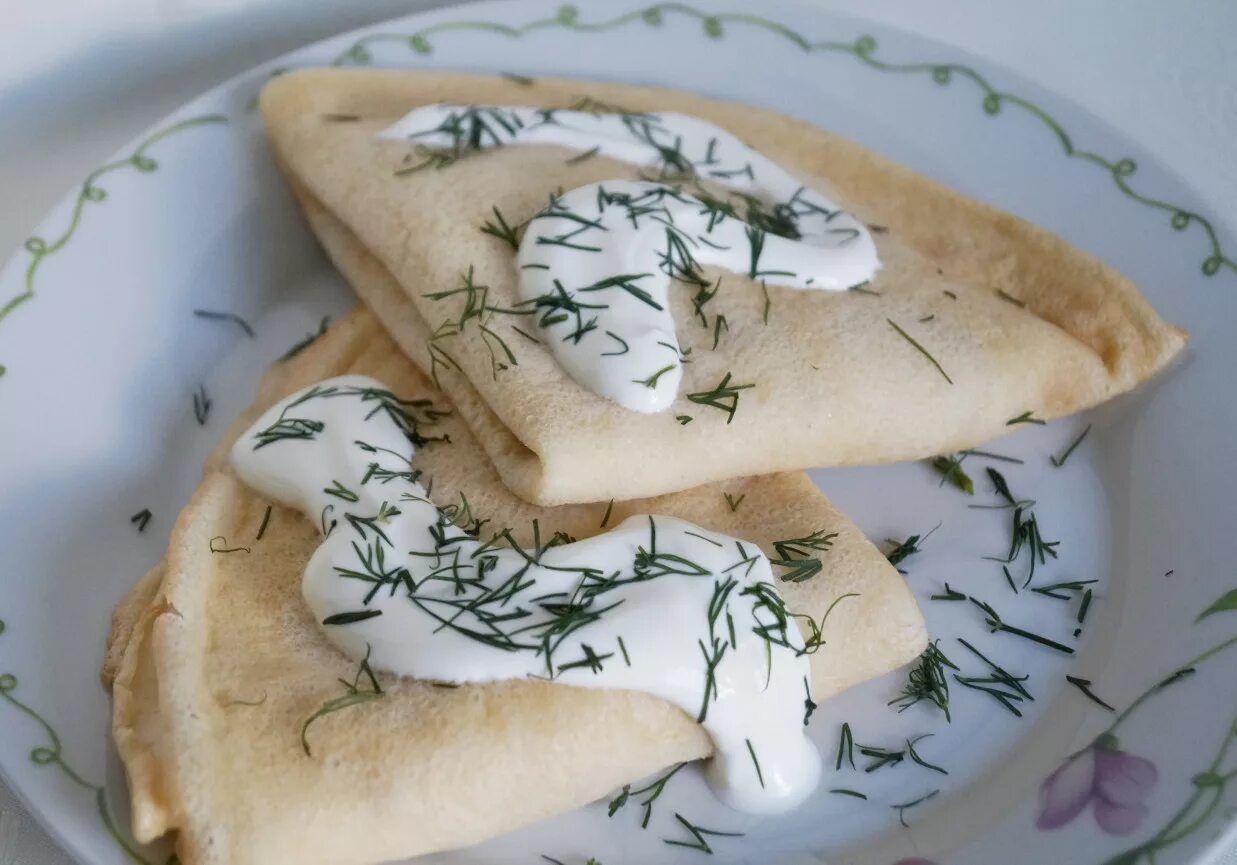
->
(104, 308, 926, 865)
(259, 68, 1186, 506)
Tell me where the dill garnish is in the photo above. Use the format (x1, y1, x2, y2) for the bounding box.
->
(255, 505, 272, 541)
(686, 372, 754, 424)
(931, 453, 974, 494)
(711, 314, 728, 350)
(425, 266, 533, 379)
(1006, 410, 1045, 426)
(723, 492, 745, 512)
(930, 583, 966, 602)
(858, 742, 905, 773)
(663, 813, 743, 854)
(890, 640, 957, 721)
(892, 789, 939, 827)
(770, 529, 837, 583)
(322, 609, 383, 626)
(803, 676, 817, 726)
(745, 739, 765, 788)
(500, 71, 535, 86)
(321, 113, 361, 122)
(979, 468, 1058, 586)
(599, 499, 614, 529)
(676, 414, 693, 425)
(129, 509, 151, 532)
(954, 637, 1033, 716)
(962, 447, 1025, 465)
(1065, 675, 1115, 711)
(565, 145, 600, 165)
(1051, 424, 1092, 467)
(761, 280, 772, 324)
(300, 644, 384, 757)
(906, 734, 948, 774)
(1030, 578, 1097, 600)
(849, 282, 881, 296)
(884, 524, 939, 570)
(632, 364, 676, 389)
(835, 721, 855, 770)
(279, 316, 331, 362)
(969, 595, 1073, 653)
(209, 535, 250, 554)
(601, 330, 629, 356)
(192, 384, 211, 426)
(193, 307, 254, 338)
(608, 763, 684, 827)
(996, 288, 1026, 308)
(830, 788, 868, 799)
(479, 206, 522, 250)
(888, 318, 953, 384)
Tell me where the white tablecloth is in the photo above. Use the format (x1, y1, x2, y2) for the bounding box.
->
(1, 1, 1234, 863)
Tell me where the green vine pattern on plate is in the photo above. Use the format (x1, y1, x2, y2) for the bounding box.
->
(326, 1, 1234, 281)
(0, 619, 168, 865)
(0, 114, 227, 378)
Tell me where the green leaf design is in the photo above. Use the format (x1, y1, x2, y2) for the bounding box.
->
(1196, 588, 1237, 622)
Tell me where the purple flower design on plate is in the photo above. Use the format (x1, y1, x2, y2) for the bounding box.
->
(1036, 734, 1158, 836)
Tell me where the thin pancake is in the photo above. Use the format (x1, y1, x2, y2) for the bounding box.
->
(108, 308, 925, 865)
(261, 68, 1185, 505)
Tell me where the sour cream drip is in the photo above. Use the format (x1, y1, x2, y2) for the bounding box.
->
(378, 105, 880, 412)
(230, 375, 821, 813)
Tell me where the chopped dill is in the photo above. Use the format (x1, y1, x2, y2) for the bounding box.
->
(632, 364, 677, 389)
(996, 288, 1026, 308)
(835, 721, 855, 770)
(663, 813, 743, 854)
(931, 453, 974, 494)
(565, 145, 600, 165)
(192, 384, 211, 426)
(599, 499, 614, 529)
(1006, 410, 1045, 426)
(723, 492, 745, 512)
(906, 734, 948, 775)
(129, 509, 152, 532)
(892, 789, 939, 827)
(954, 637, 1033, 716)
(1065, 675, 1115, 711)
(685, 372, 754, 423)
(888, 318, 953, 384)
(300, 643, 384, 756)
(745, 739, 765, 788)
(255, 505, 272, 541)
(608, 762, 685, 827)
(830, 788, 868, 799)
(193, 307, 254, 338)
(279, 316, 331, 361)
(930, 583, 966, 602)
(479, 205, 522, 250)
(884, 524, 939, 570)
(209, 535, 250, 554)
(890, 640, 957, 721)
(968, 595, 1073, 654)
(1051, 424, 1092, 467)
(676, 414, 694, 425)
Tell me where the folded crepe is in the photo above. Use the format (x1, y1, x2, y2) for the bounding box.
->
(260, 68, 1186, 506)
(105, 308, 926, 865)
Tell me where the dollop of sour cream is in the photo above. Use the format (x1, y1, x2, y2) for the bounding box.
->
(377, 105, 880, 412)
(231, 374, 821, 813)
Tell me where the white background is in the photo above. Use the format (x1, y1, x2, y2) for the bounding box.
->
(1, 1, 1234, 863)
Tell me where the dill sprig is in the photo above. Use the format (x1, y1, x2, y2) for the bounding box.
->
(931, 454, 974, 494)
(255, 505, 272, 541)
(130, 509, 151, 532)
(968, 595, 1073, 654)
(892, 789, 940, 827)
(906, 734, 948, 775)
(889, 640, 957, 721)
(685, 372, 754, 424)
(770, 529, 837, 584)
(479, 205, 523, 250)
(300, 644, 384, 757)
(954, 637, 1033, 716)
(1051, 424, 1092, 467)
(608, 763, 686, 828)
(980, 469, 1058, 587)
(192, 384, 211, 426)
(425, 266, 533, 379)
(930, 582, 966, 602)
(193, 307, 254, 338)
(1006, 410, 1045, 426)
(888, 318, 952, 384)
(884, 524, 939, 570)
(663, 813, 743, 854)
(830, 788, 868, 799)
(1065, 675, 1115, 711)
(723, 492, 744, 512)
(835, 721, 855, 769)
(209, 535, 250, 554)
(279, 316, 331, 362)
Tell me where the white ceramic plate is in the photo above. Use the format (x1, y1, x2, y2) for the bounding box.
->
(2, 2, 1235, 863)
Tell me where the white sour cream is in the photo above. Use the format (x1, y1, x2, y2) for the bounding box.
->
(231, 374, 821, 813)
(378, 105, 879, 412)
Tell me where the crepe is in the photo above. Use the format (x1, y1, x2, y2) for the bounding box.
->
(106, 308, 926, 865)
(260, 68, 1186, 506)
